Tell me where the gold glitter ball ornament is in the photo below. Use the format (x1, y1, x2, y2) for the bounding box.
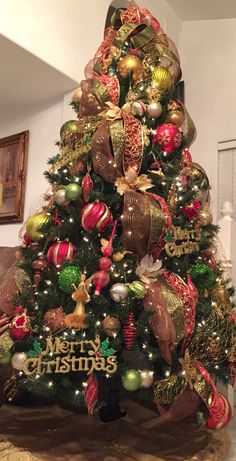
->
(152, 66, 174, 95)
(102, 315, 121, 337)
(117, 55, 144, 81)
(198, 205, 213, 227)
(44, 307, 66, 332)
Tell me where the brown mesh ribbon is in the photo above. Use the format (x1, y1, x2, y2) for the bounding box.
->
(122, 191, 165, 258)
(91, 120, 123, 183)
(79, 79, 103, 117)
(144, 280, 176, 364)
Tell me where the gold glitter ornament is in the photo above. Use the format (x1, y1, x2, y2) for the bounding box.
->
(0, 332, 13, 358)
(152, 66, 174, 96)
(198, 205, 213, 227)
(102, 315, 121, 337)
(44, 307, 66, 333)
(117, 55, 144, 81)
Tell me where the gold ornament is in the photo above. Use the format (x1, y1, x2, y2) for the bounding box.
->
(117, 55, 144, 81)
(198, 205, 213, 227)
(152, 66, 174, 96)
(167, 109, 185, 127)
(0, 331, 13, 357)
(72, 87, 82, 105)
(102, 315, 121, 337)
(65, 275, 91, 329)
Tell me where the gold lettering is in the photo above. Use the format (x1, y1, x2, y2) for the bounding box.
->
(106, 356, 118, 374)
(59, 356, 71, 373)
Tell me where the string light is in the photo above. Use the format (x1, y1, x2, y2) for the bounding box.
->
(48, 381, 53, 388)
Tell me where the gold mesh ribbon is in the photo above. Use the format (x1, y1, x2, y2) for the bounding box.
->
(113, 23, 138, 47)
(50, 115, 101, 173)
(92, 79, 109, 105)
(131, 25, 157, 48)
(109, 119, 125, 175)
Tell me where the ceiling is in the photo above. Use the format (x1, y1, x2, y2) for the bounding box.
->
(0, 34, 78, 124)
(165, 0, 236, 20)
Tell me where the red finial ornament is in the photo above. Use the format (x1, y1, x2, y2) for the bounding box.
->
(123, 312, 136, 349)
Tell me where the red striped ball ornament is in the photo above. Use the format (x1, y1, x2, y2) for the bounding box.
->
(81, 201, 112, 233)
(47, 241, 75, 268)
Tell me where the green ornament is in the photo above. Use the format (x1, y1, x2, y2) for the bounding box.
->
(189, 263, 216, 289)
(122, 368, 142, 391)
(129, 280, 147, 299)
(59, 266, 82, 293)
(60, 120, 77, 141)
(65, 183, 82, 201)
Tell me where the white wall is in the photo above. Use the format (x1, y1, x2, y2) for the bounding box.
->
(0, 98, 63, 247)
(180, 19, 236, 219)
(0, 0, 111, 82)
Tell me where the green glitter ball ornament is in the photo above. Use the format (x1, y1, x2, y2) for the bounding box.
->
(122, 369, 142, 391)
(189, 263, 216, 289)
(60, 120, 77, 141)
(65, 183, 82, 201)
(59, 266, 82, 293)
(128, 280, 147, 299)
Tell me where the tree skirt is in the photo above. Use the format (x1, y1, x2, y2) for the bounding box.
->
(0, 400, 230, 461)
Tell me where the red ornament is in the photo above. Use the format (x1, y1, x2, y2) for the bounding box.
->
(9, 307, 31, 340)
(82, 172, 93, 203)
(23, 232, 32, 247)
(182, 200, 201, 220)
(123, 312, 136, 350)
(93, 270, 110, 295)
(84, 373, 99, 415)
(99, 257, 112, 271)
(81, 201, 112, 233)
(153, 123, 182, 153)
(47, 241, 75, 268)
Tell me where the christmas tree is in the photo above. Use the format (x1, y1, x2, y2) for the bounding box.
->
(2, 3, 236, 429)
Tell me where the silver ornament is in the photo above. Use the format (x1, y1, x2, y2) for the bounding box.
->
(131, 100, 146, 117)
(54, 189, 69, 206)
(147, 101, 162, 118)
(11, 352, 27, 370)
(110, 283, 129, 303)
(140, 369, 154, 389)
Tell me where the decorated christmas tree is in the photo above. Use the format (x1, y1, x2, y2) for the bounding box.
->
(1, 3, 235, 429)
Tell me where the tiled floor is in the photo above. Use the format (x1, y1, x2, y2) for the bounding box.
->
(226, 416, 236, 461)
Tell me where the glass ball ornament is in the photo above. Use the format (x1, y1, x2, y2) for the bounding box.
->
(122, 368, 142, 391)
(65, 183, 82, 201)
(102, 315, 121, 337)
(153, 123, 182, 154)
(54, 189, 69, 206)
(11, 352, 27, 370)
(117, 55, 143, 81)
(147, 101, 162, 118)
(81, 201, 113, 233)
(72, 87, 82, 105)
(131, 100, 146, 117)
(26, 212, 51, 241)
(128, 280, 146, 299)
(110, 283, 129, 303)
(152, 66, 174, 95)
(59, 266, 82, 293)
(140, 369, 154, 389)
(60, 120, 77, 141)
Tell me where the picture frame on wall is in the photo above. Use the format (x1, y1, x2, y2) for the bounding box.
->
(0, 131, 29, 224)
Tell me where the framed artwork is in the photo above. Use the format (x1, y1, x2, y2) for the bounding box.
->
(0, 131, 29, 224)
